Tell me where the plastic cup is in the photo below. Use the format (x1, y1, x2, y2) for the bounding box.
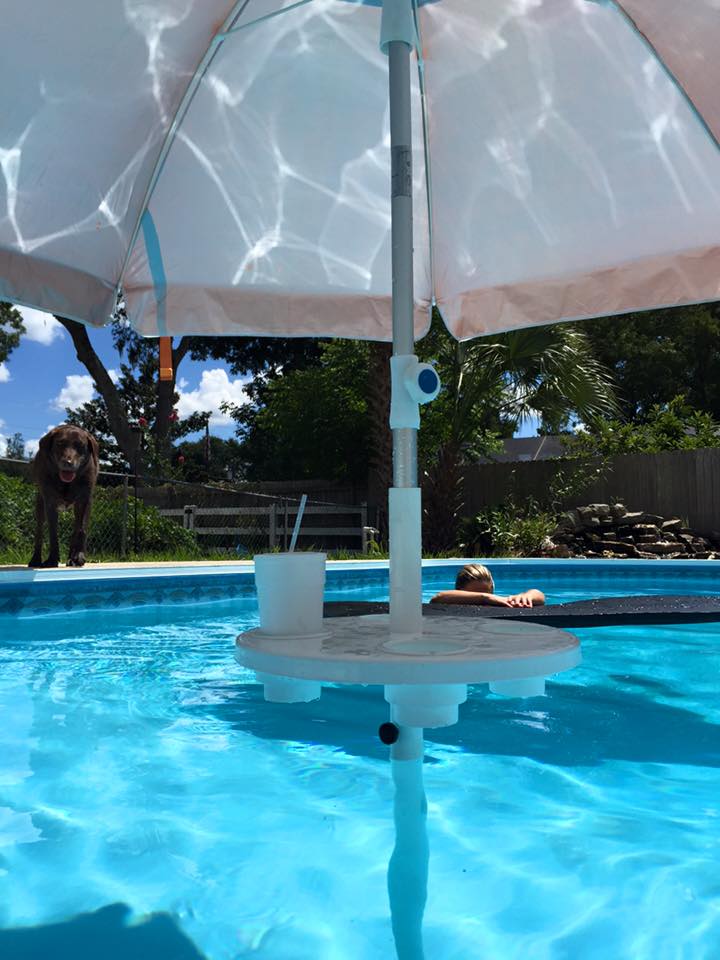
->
(254, 552, 327, 637)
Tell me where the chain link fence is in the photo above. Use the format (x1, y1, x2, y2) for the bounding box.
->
(0, 458, 378, 564)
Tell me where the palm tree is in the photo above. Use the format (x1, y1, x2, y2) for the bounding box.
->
(419, 318, 618, 552)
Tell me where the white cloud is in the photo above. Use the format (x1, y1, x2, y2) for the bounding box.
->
(0, 362, 9, 383)
(25, 438, 40, 459)
(108, 368, 120, 384)
(53, 374, 95, 410)
(176, 368, 249, 426)
(18, 307, 65, 345)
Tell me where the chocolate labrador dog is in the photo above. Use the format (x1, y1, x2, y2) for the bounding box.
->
(28, 425, 99, 568)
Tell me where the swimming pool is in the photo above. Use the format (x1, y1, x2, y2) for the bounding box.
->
(1, 562, 720, 958)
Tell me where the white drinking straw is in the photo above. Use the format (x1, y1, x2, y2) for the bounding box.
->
(288, 494, 308, 552)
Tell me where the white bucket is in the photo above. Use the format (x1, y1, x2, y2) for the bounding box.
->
(254, 552, 327, 637)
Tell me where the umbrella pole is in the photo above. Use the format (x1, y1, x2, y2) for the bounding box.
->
(387, 30, 423, 638)
(387, 723, 428, 960)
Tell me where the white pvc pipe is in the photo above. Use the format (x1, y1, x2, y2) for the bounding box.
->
(388, 725, 428, 960)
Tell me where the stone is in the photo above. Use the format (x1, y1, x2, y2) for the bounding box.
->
(576, 506, 600, 526)
(588, 503, 611, 518)
(610, 503, 628, 519)
(616, 511, 645, 526)
(661, 519, 683, 532)
(641, 542, 680, 555)
(633, 524, 661, 537)
(599, 540, 639, 557)
(644, 514, 664, 525)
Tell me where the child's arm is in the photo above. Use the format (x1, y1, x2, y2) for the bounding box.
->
(430, 590, 513, 607)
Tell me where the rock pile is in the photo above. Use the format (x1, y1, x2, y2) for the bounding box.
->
(547, 503, 720, 559)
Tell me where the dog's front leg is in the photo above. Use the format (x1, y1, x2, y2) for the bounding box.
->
(68, 498, 91, 567)
(41, 498, 61, 568)
(28, 493, 45, 567)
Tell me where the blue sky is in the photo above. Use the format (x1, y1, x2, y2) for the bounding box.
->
(1, 305, 538, 458)
(0, 307, 248, 458)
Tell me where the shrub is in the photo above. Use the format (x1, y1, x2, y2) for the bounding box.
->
(460, 498, 556, 557)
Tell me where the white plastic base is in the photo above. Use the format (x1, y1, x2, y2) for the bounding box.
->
(385, 683, 467, 728)
(256, 672, 321, 703)
(236, 614, 581, 722)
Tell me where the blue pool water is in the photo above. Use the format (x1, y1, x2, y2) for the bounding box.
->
(1, 563, 720, 959)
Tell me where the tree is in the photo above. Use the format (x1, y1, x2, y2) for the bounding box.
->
(575, 302, 720, 419)
(5, 432, 25, 459)
(418, 315, 619, 551)
(222, 340, 370, 484)
(564, 395, 720, 458)
(176, 435, 245, 483)
(0, 301, 24, 364)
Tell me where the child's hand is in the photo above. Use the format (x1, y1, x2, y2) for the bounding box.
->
(487, 594, 513, 607)
(507, 593, 532, 607)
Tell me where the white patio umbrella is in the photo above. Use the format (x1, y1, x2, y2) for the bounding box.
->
(4, 0, 720, 633)
(4, 2, 720, 955)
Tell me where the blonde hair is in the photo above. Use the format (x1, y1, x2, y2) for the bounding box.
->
(455, 563, 494, 591)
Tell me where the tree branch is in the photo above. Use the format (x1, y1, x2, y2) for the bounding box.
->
(55, 316, 139, 466)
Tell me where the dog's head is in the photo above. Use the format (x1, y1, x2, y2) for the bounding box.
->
(38, 426, 99, 484)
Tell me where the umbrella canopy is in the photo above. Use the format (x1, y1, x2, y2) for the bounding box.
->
(2, 0, 720, 339)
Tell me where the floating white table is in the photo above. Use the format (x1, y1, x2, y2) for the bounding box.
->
(236, 613, 580, 722)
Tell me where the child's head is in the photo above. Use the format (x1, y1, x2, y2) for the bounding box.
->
(455, 563, 494, 593)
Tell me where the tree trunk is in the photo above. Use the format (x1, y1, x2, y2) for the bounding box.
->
(56, 316, 140, 467)
(422, 442, 464, 554)
(367, 342, 393, 543)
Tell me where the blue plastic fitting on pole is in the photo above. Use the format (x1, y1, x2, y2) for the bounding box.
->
(389, 355, 441, 430)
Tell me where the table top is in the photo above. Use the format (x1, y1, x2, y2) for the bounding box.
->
(236, 614, 580, 685)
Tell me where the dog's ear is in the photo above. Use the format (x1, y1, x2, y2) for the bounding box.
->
(38, 429, 56, 453)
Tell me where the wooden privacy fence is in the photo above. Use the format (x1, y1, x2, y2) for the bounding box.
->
(462, 447, 720, 536)
(159, 501, 376, 553)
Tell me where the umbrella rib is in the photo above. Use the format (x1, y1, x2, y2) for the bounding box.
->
(224, 0, 316, 36)
(116, 0, 263, 296)
(412, 0, 436, 312)
(611, 1, 720, 156)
